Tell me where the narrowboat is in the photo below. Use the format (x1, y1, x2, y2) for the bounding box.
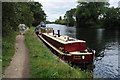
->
(36, 27, 95, 64)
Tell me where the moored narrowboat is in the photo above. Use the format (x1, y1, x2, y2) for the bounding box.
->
(37, 27, 95, 64)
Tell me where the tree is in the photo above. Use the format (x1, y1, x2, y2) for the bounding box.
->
(59, 16, 62, 20)
(75, 2, 109, 28)
(2, 2, 46, 37)
(64, 8, 76, 26)
(102, 7, 120, 29)
(29, 2, 46, 26)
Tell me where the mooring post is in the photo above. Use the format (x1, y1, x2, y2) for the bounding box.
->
(53, 30, 54, 35)
(58, 30, 60, 37)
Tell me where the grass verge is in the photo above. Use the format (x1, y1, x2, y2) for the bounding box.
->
(2, 31, 18, 73)
(0, 39, 1, 59)
(25, 27, 92, 78)
(0, 38, 1, 78)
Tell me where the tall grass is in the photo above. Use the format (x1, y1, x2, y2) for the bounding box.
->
(2, 30, 18, 72)
(0, 38, 2, 78)
(0, 39, 1, 59)
(25, 27, 92, 78)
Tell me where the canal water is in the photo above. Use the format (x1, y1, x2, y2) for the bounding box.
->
(46, 24, 119, 78)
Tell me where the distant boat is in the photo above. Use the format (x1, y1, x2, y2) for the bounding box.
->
(37, 27, 96, 64)
(40, 22, 46, 27)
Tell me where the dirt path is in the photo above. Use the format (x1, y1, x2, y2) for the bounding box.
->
(3, 35, 29, 78)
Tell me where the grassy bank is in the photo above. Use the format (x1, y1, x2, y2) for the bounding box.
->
(0, 39, 2, 78)
(0, 39, 1, 60)
(25, 27, 92, 78)
(2, 31, 18, 72)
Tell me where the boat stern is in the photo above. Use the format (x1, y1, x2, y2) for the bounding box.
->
(62, 51, 95, 64)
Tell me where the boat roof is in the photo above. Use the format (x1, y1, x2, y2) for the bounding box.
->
(42, 33, 86, 44)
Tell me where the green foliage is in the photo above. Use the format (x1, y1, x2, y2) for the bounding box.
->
(59, 16, 62, 20)
(59, 1, 119, 29)
(76, 2, 110, 28)
(2, 2, 46, 72)
(55, 19, 67, 25)
(44, 21, 55, 24)
(2, 2, 46, 37)
(29, 2, 46, 26)
(64, 8, 76, 26)
(0, 61, 1, 78)
(54, 8, 76, 26)
(2, 31, 18, 72)
(2, 2, 33, 37)
(0, 39, 1, 77)
(25, 27, 92, 78)
(102, 7, 120, 29)
(0, 39, 1, 59)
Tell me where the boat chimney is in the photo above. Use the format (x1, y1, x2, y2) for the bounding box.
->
(58, 30, 60, 37)
(53, 30, 54, 35)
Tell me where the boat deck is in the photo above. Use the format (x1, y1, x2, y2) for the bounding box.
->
(42, 33, 85, 44)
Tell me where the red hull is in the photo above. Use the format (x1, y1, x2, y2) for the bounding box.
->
(62, 54, 94, 63)
(39, 33, 95, 64)
(42, 33, 86, 52)
(64, 42, 86, 52)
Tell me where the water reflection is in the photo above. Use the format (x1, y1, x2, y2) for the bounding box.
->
(94, 42, 119, 78)
(96, 29, 104, 44)
(46, 24, 119, 78)
(65, 27, 76, 38)
(76, 28, 119, 78)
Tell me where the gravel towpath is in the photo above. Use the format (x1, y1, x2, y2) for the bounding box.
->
(3, 35, 29, 78)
